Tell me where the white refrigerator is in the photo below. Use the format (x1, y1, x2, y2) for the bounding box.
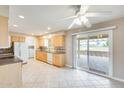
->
(14, 42, 29, 63)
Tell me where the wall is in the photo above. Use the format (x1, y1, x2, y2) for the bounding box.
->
(0, 6, 9, 17)
(65, 17, 124, 80)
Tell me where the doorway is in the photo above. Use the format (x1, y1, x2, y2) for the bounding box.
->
(73, 30, 113, 76)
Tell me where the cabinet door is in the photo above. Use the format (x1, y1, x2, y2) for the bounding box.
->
(36, 51, 47, 62)
(0, 16, 9, 48)
(36, 37, 44, 47)
(11, 36, 25, 42)
(53, 54, 64, 67)
(39, 37, 44, 46)
(53, 54, 59, 66)
(52, 36, 64, 47)
(42, 52, 47, 62)
(19, 37, 25, 42)
(11, 36, 18, 42)
(36, 51, 42, 60)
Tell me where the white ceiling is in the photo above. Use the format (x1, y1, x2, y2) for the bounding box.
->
(8, 5, 124, 35)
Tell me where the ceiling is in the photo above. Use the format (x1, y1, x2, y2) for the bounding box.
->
(8, 5, 124, 35)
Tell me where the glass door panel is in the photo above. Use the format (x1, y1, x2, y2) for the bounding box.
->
(76, 34, 89, 69)
(88, 32, 109, 75)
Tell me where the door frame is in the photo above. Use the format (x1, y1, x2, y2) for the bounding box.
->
(72, 26, 115, 77)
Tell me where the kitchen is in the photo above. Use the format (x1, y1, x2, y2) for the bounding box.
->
(35, 32, 66, 67)
(1, 5, 124, 88)
(9, 31, 66, 67)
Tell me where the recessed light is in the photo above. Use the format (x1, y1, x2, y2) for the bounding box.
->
(13, 25, 18, 27)
(47, 27, 51, 30)
(18, 15, 24, 19)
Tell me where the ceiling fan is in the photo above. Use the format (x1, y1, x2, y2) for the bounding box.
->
(62, 5, 111, 29)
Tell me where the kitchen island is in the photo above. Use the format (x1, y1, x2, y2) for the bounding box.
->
(0, 57, 22, 88)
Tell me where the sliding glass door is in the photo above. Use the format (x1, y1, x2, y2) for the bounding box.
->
(88, 32, 110, 74)
(75, 31, 112, 75)
(76, 34, 89, 69)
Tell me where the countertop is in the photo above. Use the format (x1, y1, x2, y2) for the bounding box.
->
(0, 57, 22, 66)
(36, 50, 66, 54)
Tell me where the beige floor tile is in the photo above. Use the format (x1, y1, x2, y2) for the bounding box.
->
(22, 59, 124, 88)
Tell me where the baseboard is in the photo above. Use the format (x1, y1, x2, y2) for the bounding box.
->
(65, 64, 73, 68)
(110, 76, 124, 82)
(79, 67, 124, 83)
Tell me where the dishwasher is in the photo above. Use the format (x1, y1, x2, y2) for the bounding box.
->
(47, 53, 53, 64)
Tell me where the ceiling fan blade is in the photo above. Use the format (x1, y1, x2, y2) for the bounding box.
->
(68, 19, 76, 29)
(85, 12, 112, 17)
(79, 5, 90, 14)
(61, 15, 77, 20)
(80, 16, 91, 28)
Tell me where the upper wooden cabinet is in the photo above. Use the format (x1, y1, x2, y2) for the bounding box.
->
(51, 35, 65, 47)
(11, 36, 25, 42)
(0, 16, 9, 48)
(36, 35, 65, 48)
(36, 36, 44, 47)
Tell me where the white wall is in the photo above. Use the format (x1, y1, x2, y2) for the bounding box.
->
(0, 6, 9, 17)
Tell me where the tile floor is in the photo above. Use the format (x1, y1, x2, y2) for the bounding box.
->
(22, 59, 124, 88)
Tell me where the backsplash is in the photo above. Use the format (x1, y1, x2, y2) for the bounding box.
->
(39, 46, 65, 53)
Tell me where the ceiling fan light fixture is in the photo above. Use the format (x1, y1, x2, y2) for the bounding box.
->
(18, 15, 24, 19)
(80, 16, 88, 24)
(74, 18, 82, 25)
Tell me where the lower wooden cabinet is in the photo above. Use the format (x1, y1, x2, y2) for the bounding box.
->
(36, 51, 42, 61)
(36, 51, 47, 62)
(36, 51, 65, 67)
(53, 54, 65, 67)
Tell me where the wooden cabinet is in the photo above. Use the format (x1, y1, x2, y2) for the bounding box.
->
(0, 16, 9, 48)
(51, 35, 65, 47)
(36, 36, 44, 47)
(36, 51, 47, 62)
(36, 35, 65, 47)
(36, 51, 65, 67)
(11, 36, 25, 42)
(36, 51, 43, 61)
(36, 34, 65, 67)
(42, 52, 47, 62)
(53, 54, 65, 67)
